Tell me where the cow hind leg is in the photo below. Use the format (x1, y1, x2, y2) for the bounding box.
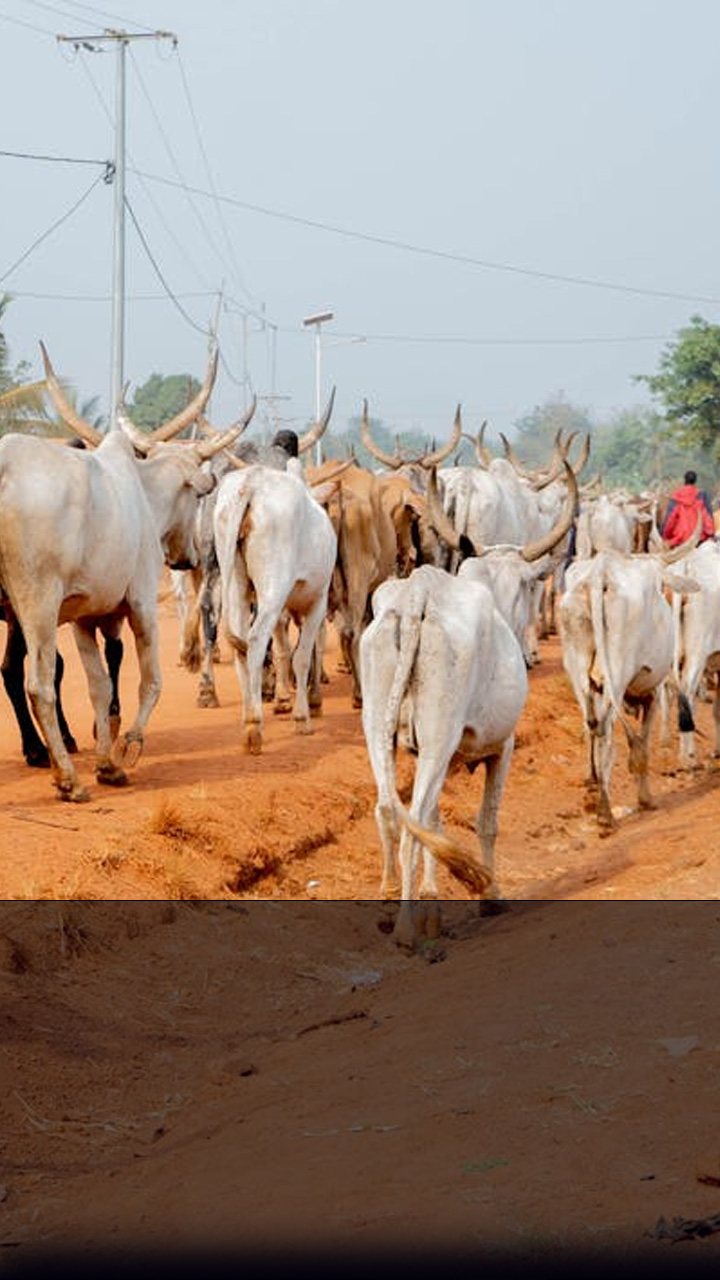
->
(290, 603, 327, 733)
(196, 572, 222, 708)
(103, 631, 124, 742)
(1, 620, 50, 767)
(26, 633, 89, 802)
(630, 696, 659, 811)
(73, 622, 128, 787)
(591, 728, 616, 834)
(271, 618, 293, 715)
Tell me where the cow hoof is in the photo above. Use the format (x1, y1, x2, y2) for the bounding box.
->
(597, 819, 617, 838)
(24, 748, 50, 769)
(272, 698, 292, 716)
(97, 763, 129, 787)
(294, 718, 314, 736)
(479, 895, 509, 918)
(196, 688, 220, 709)
(114, 735, 143, 770)
(244, 726, 263, 754)
(392, 921, 417, 952)
(352, 693, 363, 710)
(59, 782, 91, 803)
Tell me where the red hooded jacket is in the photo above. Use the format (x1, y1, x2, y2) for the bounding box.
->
(661, 483, 715, 547)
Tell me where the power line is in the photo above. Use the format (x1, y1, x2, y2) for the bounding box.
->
(0, 170, 106, 284)
(175, 48, 265, 317)
(0, 8, 55, 35)
(4, 145, 719, 308)
(24, 0, 156, 33)
(0, 147, 107, 166)
(11, 289, 218, 301)
(133, 168, 720, 308)
(128, 47, 240, 307)
(124, 195, 212, 338)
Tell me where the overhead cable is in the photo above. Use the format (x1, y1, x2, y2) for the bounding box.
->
(0, 170, 106, 284)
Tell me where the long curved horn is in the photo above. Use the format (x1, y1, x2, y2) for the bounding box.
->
(120, 342, 220, 444)
(298, 385, 336, 455)
(579, 469, 603, 496)
(658, 507, 704, 563)
(120, 395, 257, 460)
(521, 460, 579, 562)
(187, 395, 257, 443)
(499, 432, 530, 475)
(193, 395, 257, 462)
(425, 465, 478, 553)
(568, 431, 591, 477)
(361, 400, 405, 469)
(39, 342, 104, 447)
(463, 420, 492, 468)
(115, 407, 151, 455)
(309, 457, 355, 484)
(418, 405, 463, 469)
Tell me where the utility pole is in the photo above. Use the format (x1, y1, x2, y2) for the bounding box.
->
(56, 27, 176, 429)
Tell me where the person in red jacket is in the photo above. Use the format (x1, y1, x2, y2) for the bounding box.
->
(661, 469, 715, 547)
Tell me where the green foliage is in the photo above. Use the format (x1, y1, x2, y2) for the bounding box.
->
(0, 293, 54, 436)
(588, 407, 693, 491)
(0, 293, 106, 438)
(637, 315, 720, 465)
(512, 391, 595, 469)
(125, 372, 201, 434)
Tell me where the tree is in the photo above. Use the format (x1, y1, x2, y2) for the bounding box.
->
(0, 293, 49, 436)
(511, 392, 595, 469)
(637, 315, 720, 466)
(589, 407, 685, 491)
(125, 372, 201, 435)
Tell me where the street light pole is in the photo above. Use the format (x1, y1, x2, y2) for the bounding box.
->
(303, 311, 334, 465)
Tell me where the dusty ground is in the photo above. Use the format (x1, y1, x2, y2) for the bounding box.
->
(1, 580, 720, 1270)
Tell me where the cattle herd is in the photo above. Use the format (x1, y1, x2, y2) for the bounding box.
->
(0, 342, 717, 943)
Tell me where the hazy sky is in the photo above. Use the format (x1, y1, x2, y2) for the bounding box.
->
(2, 0, 720, 443)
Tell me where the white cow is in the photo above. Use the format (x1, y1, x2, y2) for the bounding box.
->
(0, 360, 243, 801)
(559, 545, 699, 832)
(213, 464, 337, 752)
(427, 460, 579, 667)
(661, 537, 720, 770)
(360, 563, 528, 947)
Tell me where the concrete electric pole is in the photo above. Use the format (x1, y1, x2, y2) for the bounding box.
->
(56, 27, 177, 430)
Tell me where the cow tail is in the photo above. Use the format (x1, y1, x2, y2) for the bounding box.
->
(215, 483, 253, 654)
(589, 565, 640, 754)
(381, 575, 428, 814)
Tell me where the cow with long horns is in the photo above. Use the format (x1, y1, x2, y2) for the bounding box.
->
(0, 340, 246, 801)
